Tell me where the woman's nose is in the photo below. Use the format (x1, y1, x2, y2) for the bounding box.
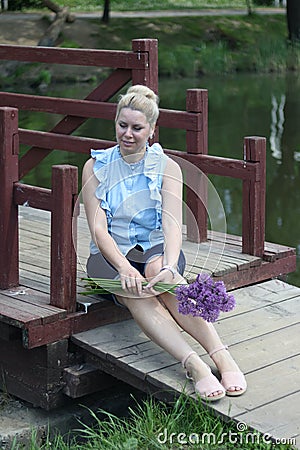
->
(124, 127, 133, 137)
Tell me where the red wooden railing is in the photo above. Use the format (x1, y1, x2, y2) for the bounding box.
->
(0, 39, 266, 314)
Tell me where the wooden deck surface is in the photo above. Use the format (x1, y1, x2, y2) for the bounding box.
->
(18, 204, 295, 292)
(0, 206, 299, 445)
(0, 207, 300, 444)
(0, 204, 296, 343)
(72, 279, 300, 446)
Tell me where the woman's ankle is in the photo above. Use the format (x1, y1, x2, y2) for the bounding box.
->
(210, 348, 240, 373)
(185, 353, 211, 380)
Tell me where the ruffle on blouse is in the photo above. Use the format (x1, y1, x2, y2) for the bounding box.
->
(90, 143, 168, 220)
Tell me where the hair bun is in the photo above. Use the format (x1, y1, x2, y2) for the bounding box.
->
(116, 84, 160, 126)
(127, 85, 159, 105)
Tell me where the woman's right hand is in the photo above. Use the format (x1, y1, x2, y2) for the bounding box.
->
(118, 262, 146, 297)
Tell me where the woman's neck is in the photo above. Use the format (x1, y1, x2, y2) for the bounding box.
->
(119, 146, 147, 163)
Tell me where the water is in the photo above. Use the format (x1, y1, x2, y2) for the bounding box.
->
(18, 73, 300, 287)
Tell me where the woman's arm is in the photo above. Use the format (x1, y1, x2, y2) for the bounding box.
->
(145, 157, 184, 290)
(161, 157, 183, 269)
(82, 158, 145, 294)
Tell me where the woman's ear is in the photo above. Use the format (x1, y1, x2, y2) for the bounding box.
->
(149, 125, 156, 140)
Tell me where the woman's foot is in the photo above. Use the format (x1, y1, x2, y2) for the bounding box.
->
(209, 346, 247, 396)
(182, 352, 225, 401)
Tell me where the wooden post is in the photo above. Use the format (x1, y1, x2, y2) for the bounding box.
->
(0, 107, 19, 289)
(131, 39, 158, 93)
(131, 39, 159, 144)
(185, 89, 208, 242)
(50, 165, 78, 312)
(132, 39, 159, 148)
(242, 137, 266, 256)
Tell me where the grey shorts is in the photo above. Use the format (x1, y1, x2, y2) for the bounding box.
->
(86, 243, 186, 305)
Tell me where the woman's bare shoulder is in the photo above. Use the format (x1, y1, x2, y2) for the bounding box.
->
(164, 156, 182, 180)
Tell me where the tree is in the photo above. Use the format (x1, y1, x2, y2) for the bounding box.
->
(286, 0, 300, 43)
(102, 0, 110, 23)
(245, 0, 253, 15)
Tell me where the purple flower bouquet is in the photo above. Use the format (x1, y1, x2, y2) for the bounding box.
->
(82, 273, 235, 323)
(175, 273, 236, 322)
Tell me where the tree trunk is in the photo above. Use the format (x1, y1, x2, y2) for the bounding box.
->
(102, 0, 110, 23)
(38, 0, 75, 47)
(287, 0, 300, 42)
(38, 7, 70, 46)
(245, 0, 253, 15)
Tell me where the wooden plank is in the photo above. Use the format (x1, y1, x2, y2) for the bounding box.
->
(19, 275, 50, 295)
(0, 92, 117, 119)
(184, 238, 259, 266)
(211, 296, 300, 345)
(14, 182, 52, 211)
(0, 286, 66, 317)
(0, 291, 66, 326)
(166, 149, 258, 181)
(24, 301, 132, 349)
(18, 205, 51, 223)
(20, 257, 50, 272)
(183, 242, 252, 270)
(216, 323, 300, 374)
(235, 392, 300, 443)
(71, 319, 148, 359)
(0, 294, 43, 326)
(0, 45, 148, 68)
(19, 129, 115, 154)
(215, 255, 296, 290)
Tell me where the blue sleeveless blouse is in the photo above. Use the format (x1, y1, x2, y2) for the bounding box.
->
(90, 143, 168, 256)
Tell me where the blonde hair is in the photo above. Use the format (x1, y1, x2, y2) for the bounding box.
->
(115, 85, 159, 127)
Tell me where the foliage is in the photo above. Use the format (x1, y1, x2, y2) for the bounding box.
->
(12, 0, 273, 12)
(10, 393, 296, 449)
(67, 14, 296, 76)
(8, 0, 42, 10)
(253, 0, 274, 4)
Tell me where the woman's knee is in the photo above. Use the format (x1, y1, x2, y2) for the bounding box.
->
(117, 294, 160, 314)
(145, 255, 163, 280)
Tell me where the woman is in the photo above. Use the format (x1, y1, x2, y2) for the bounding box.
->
(82, 84, 247, 401)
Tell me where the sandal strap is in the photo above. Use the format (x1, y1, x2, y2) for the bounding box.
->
(181, 350, 198, 369)
(209, 345, 228, 358)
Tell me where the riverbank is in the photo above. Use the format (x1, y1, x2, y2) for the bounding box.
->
(0, 10, 298, 85)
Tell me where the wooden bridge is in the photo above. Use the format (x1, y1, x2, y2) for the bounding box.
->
(0, 40, 298, 445)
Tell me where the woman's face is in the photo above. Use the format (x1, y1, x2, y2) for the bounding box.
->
(116, 107, 153, 158)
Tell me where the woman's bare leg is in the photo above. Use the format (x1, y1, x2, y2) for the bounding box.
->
(116, 294, 224, 399)
(145, 258, 244, 393)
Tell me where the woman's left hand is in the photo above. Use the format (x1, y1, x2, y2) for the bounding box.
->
(143, 267, 175, 294)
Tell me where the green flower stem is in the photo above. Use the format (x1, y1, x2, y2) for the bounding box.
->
(81, 277, 178, 296)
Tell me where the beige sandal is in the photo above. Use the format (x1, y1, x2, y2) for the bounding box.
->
(182, 351, 225, 402)
(209, 346, 247, 396)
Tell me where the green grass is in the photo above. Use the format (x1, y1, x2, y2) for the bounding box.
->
(10, 393, 296, 449)
(57, 14, 298, 76)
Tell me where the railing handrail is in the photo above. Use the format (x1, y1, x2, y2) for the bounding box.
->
(0, 44, 148, 68)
